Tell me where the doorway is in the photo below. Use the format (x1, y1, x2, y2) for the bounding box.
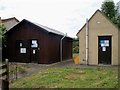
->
(15, 40, 30, 62)
(30, 39, 39, 63)
(98, 36, 112, 64)
(15, 39, 39, 63)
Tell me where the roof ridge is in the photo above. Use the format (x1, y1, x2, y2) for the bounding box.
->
(76, 9, 119, 36)
(2, 17, 19, 22)
(26, 20, 65, 36)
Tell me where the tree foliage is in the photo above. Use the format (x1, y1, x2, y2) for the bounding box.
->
(0, 23, 6, 43)
(0, 23, 6, 37)
(101, 0, 116, 20)
(101, 0, 120, 28)
(117, 16, 120, 28)
(116, 2, 120, 28)
(72, 38, 79, 53)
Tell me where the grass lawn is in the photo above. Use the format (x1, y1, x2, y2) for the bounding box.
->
(10, 67, 118, 88)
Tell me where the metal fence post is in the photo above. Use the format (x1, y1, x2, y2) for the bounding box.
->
(5, 59, 9, 90)
(5, 59, 9, 81)
(16, 64, 17, 80)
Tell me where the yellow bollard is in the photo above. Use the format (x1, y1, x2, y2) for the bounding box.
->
(74, 55, 79, 64)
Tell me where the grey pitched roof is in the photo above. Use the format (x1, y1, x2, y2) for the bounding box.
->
(2, 17, 19, 31)
(34, 22, 65, 36)
(2, 17, 19, 22)
(6, 19, 70, 37)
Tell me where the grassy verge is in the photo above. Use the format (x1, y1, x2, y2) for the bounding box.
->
(9, 64, 29, 75)
(10, 67, 118, 88)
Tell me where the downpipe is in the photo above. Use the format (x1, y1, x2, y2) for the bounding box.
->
(86, 18, 89, 65)
(60, 33, 67, 62)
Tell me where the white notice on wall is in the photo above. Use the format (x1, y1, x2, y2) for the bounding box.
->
(20, 48, 26, 53)
(20, 43, 22, 47)
(101, 43, 104, 47)
(31, 40, 38, 48)
(100, 40, 109, 47)
(105, 40, 109, 46)
(33, 50, 36, 54)
(102, 47, 106, 51)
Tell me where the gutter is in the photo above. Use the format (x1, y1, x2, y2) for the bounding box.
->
(60, 33, 67, 62)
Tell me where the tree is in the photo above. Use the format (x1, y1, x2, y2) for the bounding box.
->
(101, 0, 116, 20)
(101, 0, 120, 28)
(0, 23, 6, 37)
(72, 38, 79, 53)
(0, 23, 7, 61)
(117, 16, 120, 28)
(0, 23, 7, 45)
(116, 1, 120, 28)
(116, 1, 120, 16)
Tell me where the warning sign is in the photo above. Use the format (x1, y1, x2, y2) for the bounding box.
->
(100, 40, 109, 47)
(102, 47, 106, 51)
(20, 48, 26, 53)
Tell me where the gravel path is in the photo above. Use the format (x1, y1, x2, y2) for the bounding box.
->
(9, 60, 75, 81)
(15, 60, 75, 79)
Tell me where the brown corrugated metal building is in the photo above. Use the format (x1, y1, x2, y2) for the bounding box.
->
(4, 19, 73, 64)
(77, 10, 120, 65)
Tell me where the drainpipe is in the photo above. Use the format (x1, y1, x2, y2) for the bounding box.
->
(60, 33, 67, 62)
(86, 18, 89, 65)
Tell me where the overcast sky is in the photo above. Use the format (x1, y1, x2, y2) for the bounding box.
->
(0, 0, 119, 38)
